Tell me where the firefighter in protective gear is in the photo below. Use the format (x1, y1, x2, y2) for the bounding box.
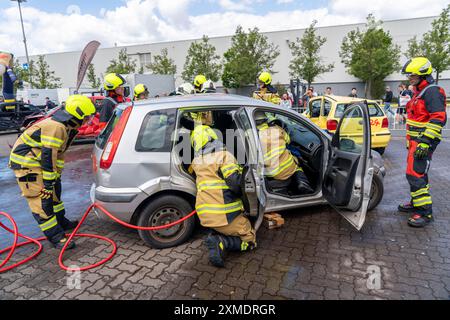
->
(193, 75, 207, 93)
(1, 52, 18, 110)
(9, 95, 96, 249)
(253, 72, 281, 105)
(134, 84, 149, 101)
(200, 80, 216, 93)
(190, 125, 256, 267)
(99, 73, 127, 130)
(399, 57, 447, 228)
(255, 111, 313, 194)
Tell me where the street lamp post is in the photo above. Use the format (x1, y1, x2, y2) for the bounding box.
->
(11, 0, 33, 88)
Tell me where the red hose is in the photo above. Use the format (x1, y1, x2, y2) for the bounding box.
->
(1, 203, 196, 273)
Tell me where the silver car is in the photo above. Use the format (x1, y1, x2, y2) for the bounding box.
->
(91, 94, 385, 248)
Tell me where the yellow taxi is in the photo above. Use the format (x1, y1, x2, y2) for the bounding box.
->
(304, 95, 391, 154)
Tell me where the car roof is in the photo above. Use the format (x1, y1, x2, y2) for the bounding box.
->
(320, 95, 379, 104)
(131, 93, 278, 110)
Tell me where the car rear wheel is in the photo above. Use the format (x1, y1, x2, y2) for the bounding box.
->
(137, 195, 196, 249)
(368, 173, 384, 211)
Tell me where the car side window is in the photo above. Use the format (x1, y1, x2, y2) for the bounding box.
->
(135, 109, 176, 152)
(309, 99, 321, 117)
(323, 99, 332, 116)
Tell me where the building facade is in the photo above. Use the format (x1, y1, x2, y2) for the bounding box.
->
(19, 16, 450, 96)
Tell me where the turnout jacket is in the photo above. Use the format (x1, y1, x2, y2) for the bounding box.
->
(191, 140, 243, 228)
(9, 112, 77, 188)
(406, 76, 447, 148)
(257, 122, 298, 181)
(253, 85, 281, 105)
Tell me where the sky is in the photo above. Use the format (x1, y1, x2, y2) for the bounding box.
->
(1, 0, 448, 57)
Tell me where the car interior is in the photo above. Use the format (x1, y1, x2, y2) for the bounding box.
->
(175, 107, 325, 200)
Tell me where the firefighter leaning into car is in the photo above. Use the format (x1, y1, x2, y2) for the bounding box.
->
(399, 57, 447, 228)
(134, 83, 149, 101)
(253, 72, 281, 105)
(189, 120, 256, 267)
(9, 95, 96, 249)
(254, 111, 313, 194)
(99, 73, 127, 130)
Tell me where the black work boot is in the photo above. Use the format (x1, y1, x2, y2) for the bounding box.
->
(204, 235, 226, 267)
(61, 219, 79, 231)
(398, 202, 415, 213)
(53, 237, 76, 250)
(407, 213, 434, 228)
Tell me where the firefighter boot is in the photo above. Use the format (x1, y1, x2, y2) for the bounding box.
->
(56, 213, 79, 231)
(408, 212, 434, 228)
(53, 237, 76, 250)
(398, 202, 415, 213)
(204, 235, 251, 267)
(293, 170, 314, 194)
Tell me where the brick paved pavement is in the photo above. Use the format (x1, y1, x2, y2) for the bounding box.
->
(1, 136, 450, 300)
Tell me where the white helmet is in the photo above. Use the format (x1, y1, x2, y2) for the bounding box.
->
(176, 83, 195, 95)
(201, 80, 216, 93)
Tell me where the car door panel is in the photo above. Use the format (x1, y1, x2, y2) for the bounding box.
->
(323, 103, 373, 230)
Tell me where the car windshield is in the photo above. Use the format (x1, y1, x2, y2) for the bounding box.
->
(334, 103, 383, 118)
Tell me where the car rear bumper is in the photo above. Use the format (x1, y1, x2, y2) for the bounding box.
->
(90, 183, 146, 222)
(371, 131, 391, 148)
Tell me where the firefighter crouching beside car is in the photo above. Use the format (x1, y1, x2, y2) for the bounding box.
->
(253, 72, 281, 105)
(399, 57, 447, 228)
(134, 84, 149, 101)
(9, 95, 96, 249)
(99, 73, 127, 130)
(190, 124, 256, 267)
(255, 111, 313, 194)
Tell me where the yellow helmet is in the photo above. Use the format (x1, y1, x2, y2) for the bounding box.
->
(402, 57, 433, 76)
(258, 72, 272, 85)
(134, 84, 149, 98)
(64, 95, 96, 120)
(103, 73, 126, 90)
(194, 75, 207, 88)
(190, 125, 218, 152)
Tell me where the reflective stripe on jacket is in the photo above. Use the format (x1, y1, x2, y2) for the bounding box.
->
(257, 123, 298, 180)
(191, 148, 243, 228)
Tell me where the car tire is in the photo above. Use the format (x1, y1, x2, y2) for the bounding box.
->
(137, 195, 196, 249)
(368, 173, 384, 211)
(373, 147, 385, 155)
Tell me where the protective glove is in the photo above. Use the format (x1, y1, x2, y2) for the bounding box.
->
(39, 187, 53, 200)
(414, 142, 430, 160)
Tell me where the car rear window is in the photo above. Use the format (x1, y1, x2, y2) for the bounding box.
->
(334, 103, 383, 118)
(135, 109, 176, 152)
(96, 107, 124, 149)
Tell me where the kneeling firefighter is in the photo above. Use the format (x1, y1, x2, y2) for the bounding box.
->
(9, 95, 96, 249)
(253, 72, 281, 105)
(399, 57, 447, 228)
(255, 111, 313, 194)
(190, 125, 256, 267)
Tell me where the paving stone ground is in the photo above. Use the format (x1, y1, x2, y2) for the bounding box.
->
(1, 134, 450, 300)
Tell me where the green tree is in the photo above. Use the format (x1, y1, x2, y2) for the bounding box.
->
(182, 36, 221, 82)
(106, 48, 137, 74)
(87, 63, 101, 88)
(288, 20, 334, 87)
(11, 58, 36, 89)
(222, 26, 280, 88)
(33, 55, 61, 89)
(405, 5, 450, 83)
(147, 48, 177, 75)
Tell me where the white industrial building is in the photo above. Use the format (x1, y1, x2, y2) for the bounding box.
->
(19, 16, 450, 96)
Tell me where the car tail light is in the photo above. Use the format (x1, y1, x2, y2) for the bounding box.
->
(382, 117, 389, 128)
(100, 106, 132, 169)
(327, 119, 338, 131)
